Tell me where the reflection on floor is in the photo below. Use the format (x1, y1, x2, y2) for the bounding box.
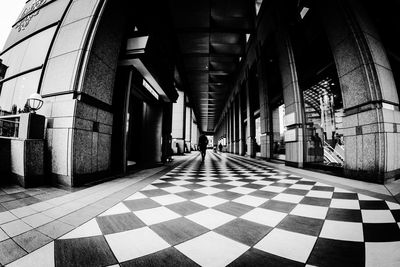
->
(4, 151, 400, 266)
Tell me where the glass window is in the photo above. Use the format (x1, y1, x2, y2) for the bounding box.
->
(0, 70, 41, 112)
(0, 41, 29, 79)
(20, 26, 56, 71)
(0, 26, 56, 79)
(3, 0, 69, 51)
(0, 79, 17, 112)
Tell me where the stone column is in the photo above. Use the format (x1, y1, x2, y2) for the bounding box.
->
(232, 99, 237, 154)
(238, 90, 245, 156)
(171, 90, 185, 154)
(229, 107, 233, 153)
(275, 3, 305, 167)
(257, 53, 271, 159)
(234, 95, 240, 154)
(318, 0, 400, 182)
(246, 78, 256, 158)
(230, 106, 235, 153)
(226, 110, 230, 152)
(225, 114, 228, 151)
(222, 115, 225, 150)
(191, 112, 198, 150)
(185, 106, 191, 153)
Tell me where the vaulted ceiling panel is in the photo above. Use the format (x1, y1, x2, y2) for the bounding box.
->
(211, 43, 243, 55)
(210, 33, 242, 44)
(178, 33, 209, 54)
(170, 0, 210, 28)
(186, 72, 208, 84)
(169, 0, 254, 132)
(183, 57, 209, 71)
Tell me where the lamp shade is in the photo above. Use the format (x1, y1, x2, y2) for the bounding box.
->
(27, 93, 43, 112)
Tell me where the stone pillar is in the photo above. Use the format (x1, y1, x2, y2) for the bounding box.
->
(141, 103, 163, 163)
(185, 106, 191, 153)
(171, 90, 185, 154)
(230, 106, 235, 153)
(238, 89, 245, 156)
(225, 112, 229, 152)
(257, 54, 271, 159)
(225, 115, 228, 151)
(246, 78, 256, 158)
(234, 95, 240, 154)
(227, 107, 232, 152)
(191, 112, 198, 150)
(229, 107, 233, 153)
(275, 3, 305, 167)
(232, 99, 237, 154)
(318, 0, 400, 182)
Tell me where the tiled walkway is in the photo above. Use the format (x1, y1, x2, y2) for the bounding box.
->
(0, 157, 192, 266)
(0, 186, 73, 212)
(4, 152, 400, 266)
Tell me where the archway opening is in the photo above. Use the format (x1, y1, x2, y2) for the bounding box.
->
(290, 5, 345, 171)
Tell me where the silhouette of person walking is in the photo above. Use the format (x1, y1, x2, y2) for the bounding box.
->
(198, 134, 209, 162)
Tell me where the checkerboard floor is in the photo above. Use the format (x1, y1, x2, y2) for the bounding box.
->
(9, 151, 400, 266)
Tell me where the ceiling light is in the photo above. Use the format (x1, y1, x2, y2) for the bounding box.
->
(27, 93, 43, 113)
(126, 36, 148, 55)
(300, 7, 309, 19)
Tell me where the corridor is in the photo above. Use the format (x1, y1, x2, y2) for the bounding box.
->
(5, 151, 400, 266)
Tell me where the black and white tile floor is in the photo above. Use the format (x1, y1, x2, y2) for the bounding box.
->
(8, 152, 400, 266)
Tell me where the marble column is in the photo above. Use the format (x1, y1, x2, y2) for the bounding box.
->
(238, 90, 245, 156)
(184, 106, 191, 153)
(257, 53, 271, 159)
(234, 95, 240, 154)
(231, 101, 236, 153)
(227, 110, 230, 152)
(246, 78, 256, 158)
(230, 106, 235, 153)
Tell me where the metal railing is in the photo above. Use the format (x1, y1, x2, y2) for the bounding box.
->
(0, 115, 20, 138)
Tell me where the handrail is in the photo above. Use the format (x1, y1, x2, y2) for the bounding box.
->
(0, 119, 20, 124)
(0, 114, 21, 119)
(0, 114, 21, 124)
(0, 114, 20, 138)
(0, 136, 19, 140)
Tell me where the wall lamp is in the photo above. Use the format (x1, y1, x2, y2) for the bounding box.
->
(27, 93, 43, 113)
